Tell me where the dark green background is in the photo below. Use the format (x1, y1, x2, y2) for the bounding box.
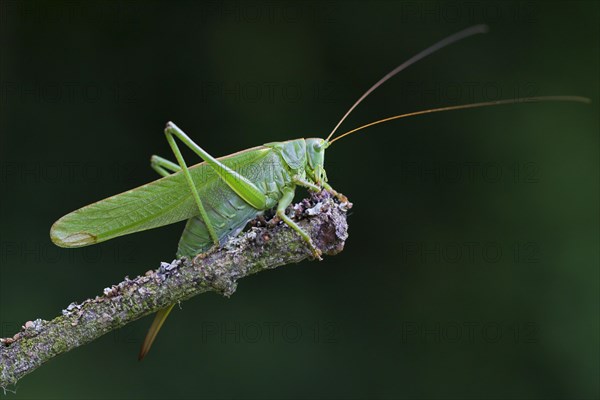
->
(1, 1, 598, 398)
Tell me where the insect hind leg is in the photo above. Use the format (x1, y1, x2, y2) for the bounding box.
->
(165, 121, 268, 210)
(150, 155, 181, 177)
(163, 122, 219, 245)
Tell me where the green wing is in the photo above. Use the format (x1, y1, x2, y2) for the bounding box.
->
(50, 146, 271, 248)
(50, 172, 198, 247)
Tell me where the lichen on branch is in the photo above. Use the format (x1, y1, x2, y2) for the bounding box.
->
(0, 192, 351, 389)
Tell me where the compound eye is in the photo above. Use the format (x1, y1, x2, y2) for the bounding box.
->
(313, 142, 323, 152)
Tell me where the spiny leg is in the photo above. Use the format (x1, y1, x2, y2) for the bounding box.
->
(277, 186, 322, 260)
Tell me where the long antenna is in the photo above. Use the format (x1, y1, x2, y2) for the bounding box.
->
(326, 24, 489, 142)
(328, 96, 591, 145)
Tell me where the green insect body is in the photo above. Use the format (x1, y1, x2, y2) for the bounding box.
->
(50, 126, 333, 359)
(176, 139, 324, 258)
(49, 24, 589, 360)
(51, 136, 329, 257)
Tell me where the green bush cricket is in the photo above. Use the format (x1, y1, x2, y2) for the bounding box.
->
(49, 24, 590, 360)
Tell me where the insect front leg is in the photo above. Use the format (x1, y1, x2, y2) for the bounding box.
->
(293, 176, 321, 192)
(295, 175, 348, 203)
(321, 182, 349, 203)
(277, 186, 322, 260)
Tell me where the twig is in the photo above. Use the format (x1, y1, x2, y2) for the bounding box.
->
(0, 192, 351, 388)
